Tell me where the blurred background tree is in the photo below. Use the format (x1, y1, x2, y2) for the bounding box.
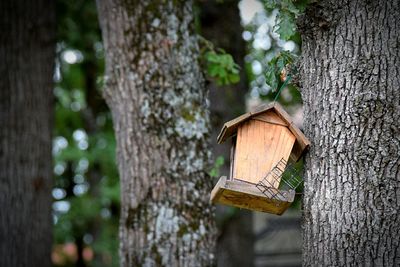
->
(0, 1, 55, 266)
(53, 0, 119, 266)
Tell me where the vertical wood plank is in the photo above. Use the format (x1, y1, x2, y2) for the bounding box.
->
(232, 116, 295, 186)
(229, 137, 236, 180)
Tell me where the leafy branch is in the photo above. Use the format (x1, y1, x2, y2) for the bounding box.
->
(199, 36, 241, 86)
(261, 0, 308, 93)
(265, 51, 297, 91)
(264, 0, 308, 41)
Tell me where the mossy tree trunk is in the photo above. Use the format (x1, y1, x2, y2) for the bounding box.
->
(0, 0, 55, 266)
(299, 1, 400, 265)
(96, 1, 216, 266)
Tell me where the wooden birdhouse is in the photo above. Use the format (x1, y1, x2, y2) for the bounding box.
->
(210, 102, 310, 215)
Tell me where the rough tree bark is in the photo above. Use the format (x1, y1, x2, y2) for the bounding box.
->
(198, 1, 254, 267)
(0, 0, 55, 267)
(298, 1, 400, 266)
(96, 1, 216, 266)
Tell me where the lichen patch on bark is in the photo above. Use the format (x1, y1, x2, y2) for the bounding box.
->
(96, 0, 217, 266)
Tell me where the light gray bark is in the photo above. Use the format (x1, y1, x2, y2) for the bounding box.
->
(0, 0, 55, 266)
(298, 0, 400, 266)
(96, 1, 216, 266)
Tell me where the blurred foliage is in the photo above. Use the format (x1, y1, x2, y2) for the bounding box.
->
(264, 0, 308, 40)
(54, 0, 119, 266)
(242, 1, 304, 107)
(205, 50, 240, 85)
(209, 156, 225, 178)
(264, 50, 297, 92)
(258, 0, 308, 99)
(199, 36, 241, 86)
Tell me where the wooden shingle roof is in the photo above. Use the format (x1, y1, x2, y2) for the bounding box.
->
(217, 102, 311, 162)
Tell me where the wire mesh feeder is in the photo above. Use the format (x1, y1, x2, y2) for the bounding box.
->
(255, 158, 303, 207)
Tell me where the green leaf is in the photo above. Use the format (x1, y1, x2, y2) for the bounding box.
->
(276, 56, 285, 72)
(208, 65, 220, 77)
(202, 42, 241, 86)
(215, 156, 224, 167)
(209, 169, 218, 178)
(231, 66, 239, 74)
(265, 67, 278, 90)
(209, 156, 225, 177)
(281, 0, 301, 16)
(276, 11, 296, 40)
(217, 68, 227, 78)
(228, 74, 240, 84)
(264, 0, 278, 11)
(205, 52, 219, 63)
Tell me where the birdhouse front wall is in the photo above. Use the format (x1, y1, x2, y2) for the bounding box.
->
(232, 118, 296, 187)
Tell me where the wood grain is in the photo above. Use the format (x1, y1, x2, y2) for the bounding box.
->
(229, 137, 236, 180)
(232, 119, 295, 185)
(210, 176, 294, 215)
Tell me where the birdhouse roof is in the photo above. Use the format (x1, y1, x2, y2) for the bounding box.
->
(217, 102, 311, 162)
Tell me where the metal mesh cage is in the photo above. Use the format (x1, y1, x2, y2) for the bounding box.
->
(255, 158, 303, 206)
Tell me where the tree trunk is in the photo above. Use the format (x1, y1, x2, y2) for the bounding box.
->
(198, 1, 254, 267)
(96, 1, 216, 266)
(0, 1, 55, 266)
(298, 1, 400, 266)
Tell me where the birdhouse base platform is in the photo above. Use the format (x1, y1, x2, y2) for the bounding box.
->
(210, 176, 295, 215)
